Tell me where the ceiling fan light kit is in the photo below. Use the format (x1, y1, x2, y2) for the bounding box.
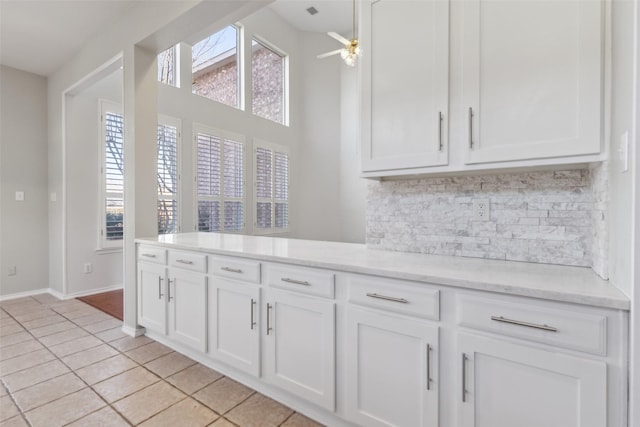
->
(317, 0, 361, 67)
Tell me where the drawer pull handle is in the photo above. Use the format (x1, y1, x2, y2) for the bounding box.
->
(462, 353, 468, 402)
(438, 111, 443, 151)
(490, 316, 558, 332)
(281, 278, 310, 286)
(468, 107, 474, 149)
(266, 303, 273, 335)
(221, 267, 243, 274)
(167, 279, 174, 301)
(176, 259, 194, 265)
(426, 344, 432, 391)
(158, 277, 164, 299)
(250, 299, 257, 330)
(142, 253, 156, 258)
(366, 293, 408, 304)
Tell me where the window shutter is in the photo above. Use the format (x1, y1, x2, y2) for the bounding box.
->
(158, 123, 179, 234)
(104, 112, 124, 240)
(223, 138, 244, 231)
(255, 147, 273, 229)
(196, 129, 245, 233)
(274, 151, 289, 229)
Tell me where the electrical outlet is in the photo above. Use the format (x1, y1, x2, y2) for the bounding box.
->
(473, 199, 490, 221)
(83, 263, 93, 274)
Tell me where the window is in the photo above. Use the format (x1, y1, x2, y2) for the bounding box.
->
(158, 116, 180, 234)
(252, 38, 287, 125)
(254, 141, 289, 233)
(195, 125, 245, 233)
(192, 25, 240, 108)
(100, 100, 124, 248)
(158, 45, 178, 86)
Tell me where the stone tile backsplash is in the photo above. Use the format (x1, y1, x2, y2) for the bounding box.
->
(367, 168, 608, 276)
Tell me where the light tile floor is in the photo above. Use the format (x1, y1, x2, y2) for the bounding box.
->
(0, 295, 324, 427)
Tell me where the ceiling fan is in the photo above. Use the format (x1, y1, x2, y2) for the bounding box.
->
(317, 0, 360, 67)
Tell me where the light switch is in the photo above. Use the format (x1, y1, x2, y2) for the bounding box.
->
(50, 192, 57, 202)
(15, 191, 24, 201)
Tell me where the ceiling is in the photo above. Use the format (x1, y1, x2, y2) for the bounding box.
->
(269, 0, 353, 35)
(0, 0, 353, 77)
(0, 0, 138, 76)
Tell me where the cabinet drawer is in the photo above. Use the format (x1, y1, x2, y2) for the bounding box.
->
(347, 275, 440, 321)
(138, 245, 167, 265)
(168, 251, 207, 273)
(209, 256, 261, 284)
(457, 294, 607, 355)
(265, 264, 334, 299)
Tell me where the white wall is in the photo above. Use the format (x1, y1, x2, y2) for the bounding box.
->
(340, 63, 366, 243)
(65, 71, 123, 296)
(295, 32, 344, 241)
(0, 65, 49, 297)
(608, 0, 637, 297)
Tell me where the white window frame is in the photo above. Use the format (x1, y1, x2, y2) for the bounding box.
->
(253, 139, 290, 235)
(191, 24, 244, 111)
(98, 99, 124, 250)
(193, 123, 247, 234)
(158, 115, 182, 234)
(251, 35, 289, 126)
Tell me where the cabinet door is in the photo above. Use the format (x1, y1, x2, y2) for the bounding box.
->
(346, 306, 439, 427)
(168, 269, 207, 352)
(457, 332, 606, 427)
(264, 289, 335, 411)
(209, 278, 260, 376)
(462, 0, 602, 164)
(137, 263, 167, 335)
(361, 0, 449, 172)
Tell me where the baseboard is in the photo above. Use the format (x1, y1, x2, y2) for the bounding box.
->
(63, 284, 123, 299)
(121, 324, 145, 337)
(0, 288, 50, 302)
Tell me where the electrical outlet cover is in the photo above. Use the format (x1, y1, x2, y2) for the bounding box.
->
(473, 199, 491, 221)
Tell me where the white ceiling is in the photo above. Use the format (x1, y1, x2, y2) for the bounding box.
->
(0, 0, 353, 78)
(0, 0, 138, 77)
(269, 0, 353, 35)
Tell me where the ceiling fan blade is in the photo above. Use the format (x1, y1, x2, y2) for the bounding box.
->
(327, 31, 350, 46)
(317, 49, 344, 59)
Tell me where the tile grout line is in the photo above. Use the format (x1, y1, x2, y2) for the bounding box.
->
(3, 297, 320, 427)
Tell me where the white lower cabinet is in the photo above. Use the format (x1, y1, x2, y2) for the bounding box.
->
(264, 288, 335, 411)
(137, 262, 167, 335)
(167, 268, 207, 353)
(457, 332, 607, 427)
(346, 306, 439, 427)
(208, 278, 260, 376)
(136, 244, 626, 427)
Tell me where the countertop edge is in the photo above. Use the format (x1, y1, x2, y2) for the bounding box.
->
(136, 237, 630, 311)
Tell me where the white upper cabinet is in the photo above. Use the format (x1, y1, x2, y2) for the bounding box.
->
(361, 0, 449, 172)
(360, 0, 604, 177)
(463, 0, 602, 164)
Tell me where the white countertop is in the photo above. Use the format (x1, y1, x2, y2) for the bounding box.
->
(137, 232, 630, 310)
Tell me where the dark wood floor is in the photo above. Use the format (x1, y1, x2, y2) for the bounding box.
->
(77, 289, 123, 320)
